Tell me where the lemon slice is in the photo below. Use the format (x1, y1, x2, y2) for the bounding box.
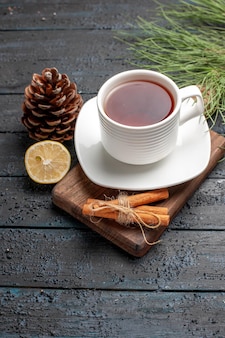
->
(24, 140, 71, 184)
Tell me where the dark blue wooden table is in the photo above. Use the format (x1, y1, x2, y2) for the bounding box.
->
(1, 1, 225, 337)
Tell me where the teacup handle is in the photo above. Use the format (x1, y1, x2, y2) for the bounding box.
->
(179, 85, 204, 125)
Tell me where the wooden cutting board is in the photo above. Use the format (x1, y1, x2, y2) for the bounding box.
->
(52, 131, 225, 257)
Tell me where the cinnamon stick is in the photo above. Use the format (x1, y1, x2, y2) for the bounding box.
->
(87, 188, 169, 207)
(88, 202, 168, 215)
(82, 203, 170, 226)
(135, 205, 169, 215)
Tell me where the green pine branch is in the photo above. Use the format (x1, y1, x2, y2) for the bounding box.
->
(117, 0, 225, 126)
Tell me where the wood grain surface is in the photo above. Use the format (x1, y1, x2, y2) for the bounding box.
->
(1, 1, 225, 337)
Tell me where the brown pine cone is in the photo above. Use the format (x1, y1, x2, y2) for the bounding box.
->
(21, 67, 83, 142)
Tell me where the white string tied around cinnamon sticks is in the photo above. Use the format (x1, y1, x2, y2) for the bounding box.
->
(85, 192, 166, 246)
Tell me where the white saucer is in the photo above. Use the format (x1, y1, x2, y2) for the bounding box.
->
(75, 97, 210, 191)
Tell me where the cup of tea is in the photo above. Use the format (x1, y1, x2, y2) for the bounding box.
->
(97, 69, 204, 165)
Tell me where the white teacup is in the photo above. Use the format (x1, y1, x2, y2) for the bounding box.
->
(97, 69, 204, 165)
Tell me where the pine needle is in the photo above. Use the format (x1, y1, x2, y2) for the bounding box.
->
(161, 0, 225, 28)
(117, 0, 225, 126)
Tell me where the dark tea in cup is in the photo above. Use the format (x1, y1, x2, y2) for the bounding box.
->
(104, 80, 174, 126)
(97, 69, 204, 165)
